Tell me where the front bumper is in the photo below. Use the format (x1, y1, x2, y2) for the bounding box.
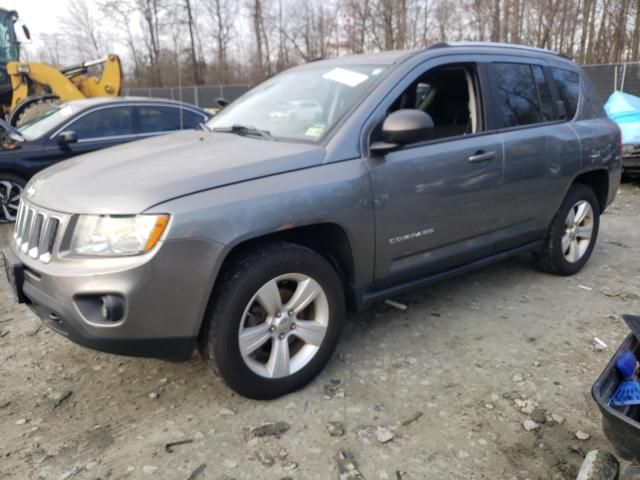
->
(5, 235, 224, 361)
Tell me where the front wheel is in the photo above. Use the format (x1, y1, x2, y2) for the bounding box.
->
(199, 243, 345, 399)
(0, 174, 26, 223)
(535, 184, 600, 275)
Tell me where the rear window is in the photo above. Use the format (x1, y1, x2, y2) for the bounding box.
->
(491, 63, 542, 128)
(551, 68, 580, 119)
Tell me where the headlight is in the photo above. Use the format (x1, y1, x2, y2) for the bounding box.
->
(69, 214, 170, 256)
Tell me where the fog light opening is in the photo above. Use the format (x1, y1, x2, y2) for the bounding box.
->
(100, 295, 125, 322)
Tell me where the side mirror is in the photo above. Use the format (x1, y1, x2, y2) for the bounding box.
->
(371, 109, 434, 154)
(57, 131, 78, 145)
(14, 21, 31, 43)
(216, 97, 229, 109)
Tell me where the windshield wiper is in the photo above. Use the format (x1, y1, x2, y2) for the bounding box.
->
(212, 124, 272, 139)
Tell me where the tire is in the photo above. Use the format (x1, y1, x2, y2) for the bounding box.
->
(199, 242, 345, 399)
(13, 97, 61, 127)
(0, 174, 26, 223)
(535, 183, 600, 276)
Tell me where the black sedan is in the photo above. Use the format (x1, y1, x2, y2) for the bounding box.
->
(0, 97, 211, 221)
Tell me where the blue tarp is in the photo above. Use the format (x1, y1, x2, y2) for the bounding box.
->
(605, 91, 640, 145)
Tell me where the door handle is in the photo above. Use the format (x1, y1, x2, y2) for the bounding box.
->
(468, 151, 497, 163)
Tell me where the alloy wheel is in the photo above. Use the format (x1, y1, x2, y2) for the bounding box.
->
(0, 180, 22, 223)
(238, 273, 329, 379)
(562, 200, 594, 263)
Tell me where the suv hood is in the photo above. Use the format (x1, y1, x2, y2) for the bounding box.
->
(27, 130, 325, 214)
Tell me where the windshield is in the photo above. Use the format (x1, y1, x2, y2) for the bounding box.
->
(17, 104, 82, 141)
(206, 64, 387, 142)
(0, 10, 18, 64)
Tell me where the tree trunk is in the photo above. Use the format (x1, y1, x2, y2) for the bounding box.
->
(185, 0, 202, 85)
(491, 0, 501, 41)
(252, 0, 264, 79)
(631, 0, 640, 60)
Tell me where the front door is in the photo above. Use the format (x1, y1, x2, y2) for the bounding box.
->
(367, 60, 505, 288)
(43, 106, 137, 164)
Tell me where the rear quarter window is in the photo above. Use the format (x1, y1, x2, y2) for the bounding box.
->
(579, 72, 606, 119)
(551, 68, 580, 120)
(137, 106, 205, 133)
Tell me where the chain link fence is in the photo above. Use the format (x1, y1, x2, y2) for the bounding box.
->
(583, 63, 640, 102)
(124, 64, 639, 109)
(122, 84, 253, 108)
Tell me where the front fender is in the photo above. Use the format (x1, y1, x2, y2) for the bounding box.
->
(146, 159, 375, 327)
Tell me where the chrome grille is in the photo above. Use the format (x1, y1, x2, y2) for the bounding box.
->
(13, 200, 61, 263)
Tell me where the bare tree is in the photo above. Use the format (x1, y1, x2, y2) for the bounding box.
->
(185, 0, 204, 84)
(204, 0, 237, 83)
(35, 0, 640, 87)
(59, 0, 107, 60)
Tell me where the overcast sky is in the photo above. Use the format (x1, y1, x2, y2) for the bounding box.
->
(5, 0, 74, 36)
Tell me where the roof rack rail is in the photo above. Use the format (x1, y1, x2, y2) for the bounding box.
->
(426, 41, 573, 60)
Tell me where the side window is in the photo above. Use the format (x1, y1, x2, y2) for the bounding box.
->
(69, 107, 134, 140)
(387, 64, 480, 141)
(551, 67, 580, 119)
(137, 106, 204, 133)
(180, 110, 206, 129)
(532, 66, 555, 122)
(491, 63, 541, 128)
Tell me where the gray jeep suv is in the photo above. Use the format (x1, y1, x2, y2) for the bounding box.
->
(3, 42, 622, 399)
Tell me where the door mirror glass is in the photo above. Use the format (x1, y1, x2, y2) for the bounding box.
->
(57, 130, 78, 145)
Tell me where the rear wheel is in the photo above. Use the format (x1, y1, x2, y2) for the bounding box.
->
(0, 174, 25, 223)
(199, 243, 345, 399)
(535, 184, 600, 275)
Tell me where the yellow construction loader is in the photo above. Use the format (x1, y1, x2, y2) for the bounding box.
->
(0, 8, 122, 126)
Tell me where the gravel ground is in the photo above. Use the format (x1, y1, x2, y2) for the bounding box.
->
(1, 183, 640, 480)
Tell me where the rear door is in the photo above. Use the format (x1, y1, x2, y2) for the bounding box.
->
(485, 58, 581, 251)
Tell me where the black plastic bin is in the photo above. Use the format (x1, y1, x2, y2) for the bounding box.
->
(592, 333, 640, 462)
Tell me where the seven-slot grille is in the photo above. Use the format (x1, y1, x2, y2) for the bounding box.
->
(13, 200, 60, 263)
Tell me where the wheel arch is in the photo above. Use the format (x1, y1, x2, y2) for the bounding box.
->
(220, 222, 354, 289)
(0, 168, 29, 183)
(197, 222, 357, 338)
(571, 168, 609, 213)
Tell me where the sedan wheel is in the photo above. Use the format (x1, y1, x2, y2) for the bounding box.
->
(0, 179, 24, 223)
